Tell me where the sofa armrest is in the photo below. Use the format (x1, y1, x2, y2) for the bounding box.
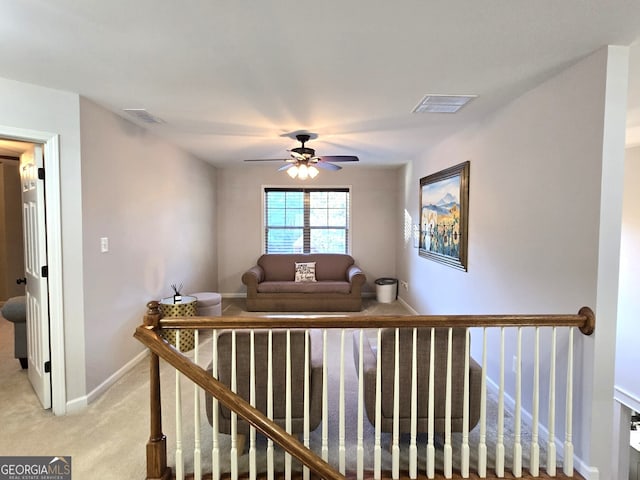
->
(346, 265, 366, 294)
(242, 265, 264, 294)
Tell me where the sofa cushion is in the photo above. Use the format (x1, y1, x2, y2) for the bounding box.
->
(257, 281, 351, 294)
(295, 262, 317, 282)
(258, 254, 354, 282)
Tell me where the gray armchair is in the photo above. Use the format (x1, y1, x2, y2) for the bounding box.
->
(1, 296, 27, 369)
(353, 328, 482, 434)
(206, 329, 323, 439)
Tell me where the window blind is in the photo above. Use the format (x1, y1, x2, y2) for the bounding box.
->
(264, 188, 350, 254)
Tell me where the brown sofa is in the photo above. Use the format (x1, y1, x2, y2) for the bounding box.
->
(354, 328, 482, 434)
(242, 254, 366, 311)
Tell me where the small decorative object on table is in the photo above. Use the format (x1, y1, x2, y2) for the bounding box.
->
(171, 282, 183, 303)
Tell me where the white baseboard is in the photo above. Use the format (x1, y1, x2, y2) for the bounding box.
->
(484, 376, 594, 478)
(67, 348, 149, 412)
(221, 292, 246, 299)
(65, 395, 88, 414)
(397, 296, 418, 314)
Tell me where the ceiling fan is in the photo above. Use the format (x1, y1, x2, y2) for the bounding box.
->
(244, 133, 359, 179)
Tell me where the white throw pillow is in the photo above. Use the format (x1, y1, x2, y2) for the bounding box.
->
(295, 262, 317, 282)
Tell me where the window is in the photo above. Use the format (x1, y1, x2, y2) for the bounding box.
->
(264, 188, 350, 253)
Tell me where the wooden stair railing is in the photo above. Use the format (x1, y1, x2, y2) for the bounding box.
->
(135, 302, 345, 480)
(134, 301, 595, 480)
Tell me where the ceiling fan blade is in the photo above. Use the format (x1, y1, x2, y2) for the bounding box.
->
(318, 155, 359, 162)
(315, 161, 342, 171)
(278, 163, 296, 171)
(244, 158, 290, 162)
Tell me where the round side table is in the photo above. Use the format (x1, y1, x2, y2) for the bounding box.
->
(158, 295, 197, 352)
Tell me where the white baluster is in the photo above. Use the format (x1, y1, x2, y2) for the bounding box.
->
(303, 330, 310, 480)
(285, 330, 292, 480)
(409, 328, 418, 479)
(175, 330, 184, 480)
(249, 330, 256, 480)
(267, 330, 274, 480)
(461, 328, 470, 478)
(563, 328, 574, 476)
(357, 329, 365, 480)
(444, 328, 452, 479)
(530, 328, 540, 477)
(374, 328, 382, 480)
(339, 329, 346, 474)
(194, 330, 201, 480)
(230, 331, 238, 480)
(513, 327, 522, 478)
(321, 329, 329, 462)
(427, 328, 435, 479)
(496, 328, 505, 478)
(547, 327, 557, 476)
(478, 328, 487, 478)
(392, 328, 400, 480)
(211, 330, 220, 480)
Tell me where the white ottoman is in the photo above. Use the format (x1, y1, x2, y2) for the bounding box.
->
(189, 292, 222, 317)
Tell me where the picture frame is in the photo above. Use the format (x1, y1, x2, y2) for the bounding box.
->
(419, 161, 470, 271)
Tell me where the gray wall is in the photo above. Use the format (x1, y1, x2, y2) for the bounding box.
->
(397, 47, 627, 478)
(216, 164, 400, 295)
(79, 97, 218, 395)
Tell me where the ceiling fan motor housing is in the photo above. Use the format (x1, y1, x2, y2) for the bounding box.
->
(292, 134, 315, 158)
(291, 146, 315, 157)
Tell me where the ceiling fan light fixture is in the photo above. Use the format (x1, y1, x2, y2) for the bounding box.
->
(287, 165, 299, 178)
(308, 165, 319, 178)
(297, 163, 309, 180)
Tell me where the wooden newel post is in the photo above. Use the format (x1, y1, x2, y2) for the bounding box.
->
(144, 301, 172, 480)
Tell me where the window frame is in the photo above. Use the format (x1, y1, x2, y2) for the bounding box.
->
(262, 185, 352, 254)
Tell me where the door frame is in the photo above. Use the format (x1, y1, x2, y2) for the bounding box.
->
(0, 125, 65, 415)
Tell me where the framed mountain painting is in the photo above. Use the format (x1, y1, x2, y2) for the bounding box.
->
(419, 161, 470, 271)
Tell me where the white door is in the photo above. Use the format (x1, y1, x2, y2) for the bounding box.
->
(20, 144, 51, 409)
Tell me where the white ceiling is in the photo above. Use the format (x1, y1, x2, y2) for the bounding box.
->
(1, 1, 640, 164)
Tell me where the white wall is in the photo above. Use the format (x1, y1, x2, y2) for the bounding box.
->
(397, 47, 628, 478)
(217, 164, 399, 295)
(79, 98, 218, 394)
(616, 145, 640, 412)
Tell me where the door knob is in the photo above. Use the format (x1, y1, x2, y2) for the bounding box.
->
(16, 277, 27, 285)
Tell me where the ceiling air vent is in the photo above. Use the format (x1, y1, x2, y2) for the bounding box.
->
(412, 94, 477, 114)
(123, 109, 165, 124)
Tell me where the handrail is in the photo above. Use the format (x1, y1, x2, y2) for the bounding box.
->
(134, 324, 345, 480)
(135, 301, 595, 480)
(156, 305, 595, 335)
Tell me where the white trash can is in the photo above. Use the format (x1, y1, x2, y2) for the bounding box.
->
(375, 278, 398, 303)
